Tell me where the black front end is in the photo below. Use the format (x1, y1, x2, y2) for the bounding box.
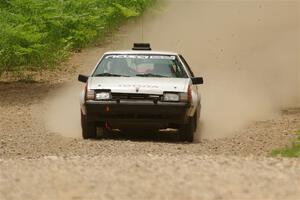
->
(85, 99, 189, 130)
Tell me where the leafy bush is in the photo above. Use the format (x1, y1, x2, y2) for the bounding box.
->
(0, 0, 154, 74)
(271, 130, 300, 157)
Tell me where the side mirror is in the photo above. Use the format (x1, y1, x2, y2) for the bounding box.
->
(191, 77, 204, 85)
(78, 74, 89, 83)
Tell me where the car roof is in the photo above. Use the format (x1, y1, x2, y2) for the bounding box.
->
(103, 50, 179, 56)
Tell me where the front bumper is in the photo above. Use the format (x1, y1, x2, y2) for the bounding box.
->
(84, 100, 189, 128)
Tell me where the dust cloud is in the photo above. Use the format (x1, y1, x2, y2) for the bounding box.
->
(44, 83, 82, 137)
(45, 0, 300, 139)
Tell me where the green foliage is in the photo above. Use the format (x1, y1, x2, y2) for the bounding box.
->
(271, 130, 300, 158)
(0, 0, 154, 75)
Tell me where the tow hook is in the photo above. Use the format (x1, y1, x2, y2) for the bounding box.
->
(105, 121, 112, 131)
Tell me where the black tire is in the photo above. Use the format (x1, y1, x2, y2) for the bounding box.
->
(81, 112, 97, 139)
(179, 116, 196, 142)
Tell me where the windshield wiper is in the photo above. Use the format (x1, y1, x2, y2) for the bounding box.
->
(94, 73, 129, 77)
(136, 73, 167, 77)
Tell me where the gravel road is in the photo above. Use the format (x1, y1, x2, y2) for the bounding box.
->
(0, 0, 299, 200)
(1, 156, 300, 200)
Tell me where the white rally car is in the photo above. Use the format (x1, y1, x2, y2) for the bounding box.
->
(78, 43, 203, 142)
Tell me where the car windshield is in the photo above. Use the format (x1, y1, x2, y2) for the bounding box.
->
(93, 54, 188, 78)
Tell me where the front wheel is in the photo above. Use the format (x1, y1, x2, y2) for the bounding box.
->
(179, 116, 196, 142)
(81, 112, 97, 139)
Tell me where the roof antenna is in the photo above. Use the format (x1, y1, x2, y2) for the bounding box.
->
(141, 13, 144, 42)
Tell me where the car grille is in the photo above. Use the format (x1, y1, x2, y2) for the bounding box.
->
(111, 93, 162, 101)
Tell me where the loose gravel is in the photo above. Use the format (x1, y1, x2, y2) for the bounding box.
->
(1, 0, 300, 199)
(1, 155, 300, 200)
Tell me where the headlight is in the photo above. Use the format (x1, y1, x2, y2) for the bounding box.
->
(95, 92, 112, 100)
(163, 93, 180, 102)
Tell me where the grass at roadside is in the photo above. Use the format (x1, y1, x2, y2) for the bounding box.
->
(271, 130, 300, 158)
(0, 0, 155, 76)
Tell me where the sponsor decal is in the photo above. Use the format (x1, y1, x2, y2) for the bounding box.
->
(105, 55, 176, 60)
(118, 84, 159, 88)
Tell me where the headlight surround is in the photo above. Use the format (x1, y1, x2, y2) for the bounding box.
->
(163, 92, 189, 102)
(95, 91, 112, 100)
(86, 89, 95, 100)
(163, 93, 180, 102)
(179, 93, 188, 102)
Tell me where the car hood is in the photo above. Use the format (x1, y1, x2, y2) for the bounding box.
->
(88, 77, 190, 94)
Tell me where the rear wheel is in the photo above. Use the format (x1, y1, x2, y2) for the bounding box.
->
(81, 112, 97, 139)
(179, 116, 196, 142)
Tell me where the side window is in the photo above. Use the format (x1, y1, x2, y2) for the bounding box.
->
(179, 54, 194, 77)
